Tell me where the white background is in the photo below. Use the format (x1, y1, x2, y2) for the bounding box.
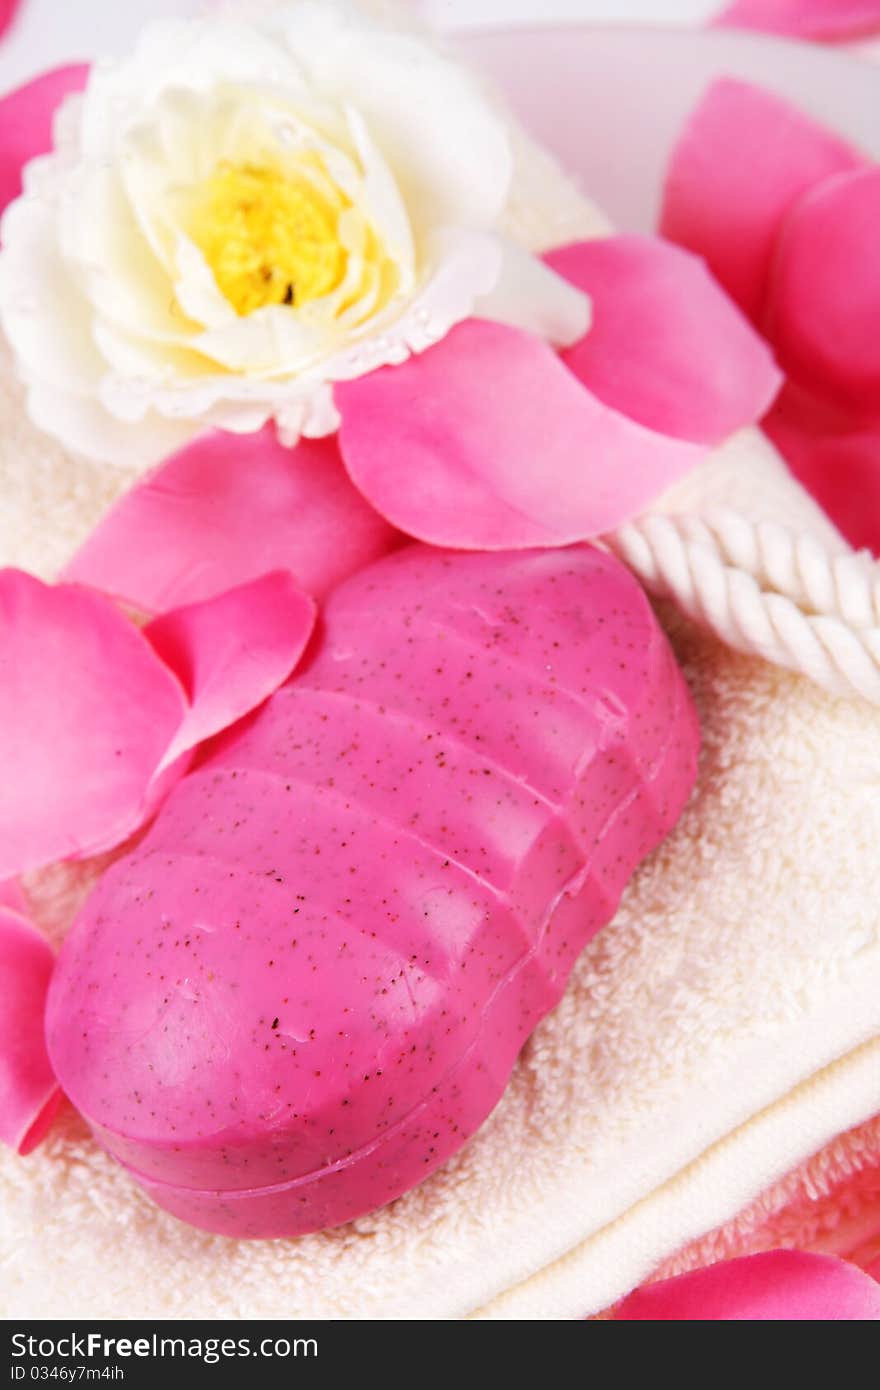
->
(422, 1, 723, 28)
(0, 1, 726, 92)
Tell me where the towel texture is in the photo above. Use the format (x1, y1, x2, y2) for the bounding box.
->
(648, 1111, 880, 1291)
(1, 36, 879, 1320)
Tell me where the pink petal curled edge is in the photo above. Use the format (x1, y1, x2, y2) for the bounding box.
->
(144, 571, 316, 776)
(0, 569, 315, 879)
(0, 570, 187, 879)
(0, 65, 89, 219)
(617, 1250, 880, 1320)
(764, 382, 880, 554)
(660, 78, 864, 321)
(714, 0, 880, 41)
(62, 428, 398, 615)
(0, 906, 61, 1154)
(765, 167, 880, 415)
(547, 235, 781, 444)
(336, 317, 706, 551)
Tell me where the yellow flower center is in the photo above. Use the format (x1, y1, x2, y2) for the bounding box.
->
(189, 161, 348, 317)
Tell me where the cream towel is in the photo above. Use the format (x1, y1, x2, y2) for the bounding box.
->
(1, 61, 879, 1322)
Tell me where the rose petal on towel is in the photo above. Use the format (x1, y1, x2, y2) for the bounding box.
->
(0, 906, 61, 1154)
(144, 572, 316, 776)
(617, 1250, 880, 1319)
(62, 428, 398, 614)
(0, 65, 89, 217)
(660, 79, 864, 320)
(0, 570, 187, 877)
(714, 0, 880, 40)
(336, 318, 705, 549)
(547, 236, 781, 444)
(765, 168, 880, 414)
(764, 382, 880, 553)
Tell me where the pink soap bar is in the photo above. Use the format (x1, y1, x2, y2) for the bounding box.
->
(47, 545, 699, 1237)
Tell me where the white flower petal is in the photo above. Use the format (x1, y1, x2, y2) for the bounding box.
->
(299, 383, 341, 438)
(276, 384, 340, 445)
(475, 238, 591, 348)
(172, 234, 237, 332)
(153, 86, 217, 185)
(79, 19, 309, 161)
(334, 257, 383, 333)
(344, 103, 415, 277)
(194, 400, 274, 436)
(262, 96, 355, 179)
(59, 164, 190, 346)
(118, 122, 180, 274)
(271, 2, 512, 233)
(93, 318, 213, 396)
(0, 195, 104, 395)
(26, 381, 193, 469)
(192, 305, 324, 374)
(116, 366, 329, 433)
(316, 228, 502, 383)
(0, 2, 567, 469)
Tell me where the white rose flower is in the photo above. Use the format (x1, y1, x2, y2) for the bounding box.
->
(0, 1, 589, 470)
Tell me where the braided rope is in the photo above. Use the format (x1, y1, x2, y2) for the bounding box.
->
(605, 509, 880, 704)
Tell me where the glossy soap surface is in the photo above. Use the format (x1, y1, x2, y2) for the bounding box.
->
(47, 545, 699, 1237)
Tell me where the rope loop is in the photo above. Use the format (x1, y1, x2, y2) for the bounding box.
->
(606, 510, 880, 704)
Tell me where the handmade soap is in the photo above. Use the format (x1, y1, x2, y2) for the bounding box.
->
(47, 545, 699, 1237)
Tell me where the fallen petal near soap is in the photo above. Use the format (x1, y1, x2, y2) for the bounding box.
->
(0, 905, 60, 1154)
(143, 571, 316, 776)
(0, 567, 316, 878)
(63, 428, 399, 614)
(0, 569, 187, 878)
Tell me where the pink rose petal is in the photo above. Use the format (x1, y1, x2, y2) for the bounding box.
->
(0, 568, 313, 878)
(546, 235, 781, 444)
(764, 382, 880, 554)
(0, 570, 187, 878)
(617, 1250, 880, 1319)
(660, 79, 864, 321)
(0, 65, 89, 218)
(0, 879, 28, 915)
(765, 168, 880, 414)
(0, 0, 21, 41)
(0, 906, 61, 1154)
(715, 0, 880, 41)
(144, 572, 316, 775)
(336, 318, 705, 550)
(62, 428, 398, 615)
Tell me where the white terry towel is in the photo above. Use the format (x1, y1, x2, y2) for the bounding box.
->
(1, 68, 879, 1322)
